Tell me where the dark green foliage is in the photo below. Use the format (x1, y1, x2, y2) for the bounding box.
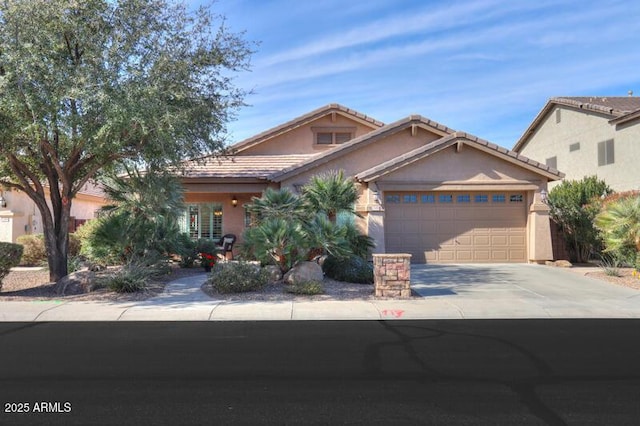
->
(322, 256, 374, 284)
(0, 0, 253, 281)
(284, 280, 324, 295)
(548, 176, 612, 263)
(0, 242, 23, 288)
(207, 262, 269, 294)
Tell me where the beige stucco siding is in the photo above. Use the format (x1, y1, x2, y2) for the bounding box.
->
(280, 127, 442, 188)
(518, 106, 640, 191)
(376, 144, 546, 185)
(240, 114, 378, 156)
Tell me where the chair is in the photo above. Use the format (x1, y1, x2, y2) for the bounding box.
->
(215, 234, 236, 260)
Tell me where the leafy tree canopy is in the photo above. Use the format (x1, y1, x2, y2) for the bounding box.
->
(0, 0, 253, 280)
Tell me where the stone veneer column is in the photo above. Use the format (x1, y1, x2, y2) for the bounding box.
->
(372, 253, 412, 298)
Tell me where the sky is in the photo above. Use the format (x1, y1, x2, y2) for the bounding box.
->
(199, 0, 640, 149)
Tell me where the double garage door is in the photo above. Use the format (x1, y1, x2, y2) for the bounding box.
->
(385, 191, 527, 263)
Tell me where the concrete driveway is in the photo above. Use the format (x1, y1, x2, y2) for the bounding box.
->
(410, 264, 640, 318)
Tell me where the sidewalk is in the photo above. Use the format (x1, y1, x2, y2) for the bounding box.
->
(2, 270, 640, 321)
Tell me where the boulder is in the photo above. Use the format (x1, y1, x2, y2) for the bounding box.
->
(263, 265, 283, 283)
(283, 261, 323, 285)
(55, 270, 96, 296)
(555, 260, 573, 268)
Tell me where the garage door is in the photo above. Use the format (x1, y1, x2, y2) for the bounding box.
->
(385, 192, 527, 263)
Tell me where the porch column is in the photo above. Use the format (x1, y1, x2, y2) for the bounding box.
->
(528, 192, 553, 263)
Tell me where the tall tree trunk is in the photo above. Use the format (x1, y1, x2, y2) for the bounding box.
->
(40, 198, 71, 282)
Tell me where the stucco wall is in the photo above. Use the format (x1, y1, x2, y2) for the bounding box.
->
(280, 127, 441, 188)
(518, 106, 640, 191)
(240, 114, 378, 155)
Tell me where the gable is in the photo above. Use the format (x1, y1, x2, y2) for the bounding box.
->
(230, 104, 383, 156)
(375, 143, 549, 185)
(276, 124, 447, 187)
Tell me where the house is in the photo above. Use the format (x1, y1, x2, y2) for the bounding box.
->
(512, 96, 640, 191)
(0, 183, 106, 243)
(178, 104, 563, 263)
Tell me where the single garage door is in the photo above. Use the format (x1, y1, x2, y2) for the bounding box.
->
(385, 191, 527, 263)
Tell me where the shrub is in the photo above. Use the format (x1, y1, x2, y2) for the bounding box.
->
(322, 255, 373, 284)
(595, 194, 640, 269)
(548, 176, 612, 263)
(0, 242, 23, 289)
(598, 254, 623, 277)
(284, 280, 324, 295)
(104, 261, 164, 293)
(207, 262, 269, 294)
(16, 234, 47, 266)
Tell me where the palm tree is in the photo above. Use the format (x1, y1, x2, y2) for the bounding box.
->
(595, 195, 640, 267)
(245, 188, 304, 222)
(301, 170, 358, 223)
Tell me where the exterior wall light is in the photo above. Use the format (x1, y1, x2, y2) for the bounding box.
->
(540, 189, 548, 204)
(231, 196, 238, 208)
(0, 193, 6, 208)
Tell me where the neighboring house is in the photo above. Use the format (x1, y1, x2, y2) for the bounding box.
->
(179, 104, 563, 264)
(512, 96, 640, 191)
(0, 183, 106, 243)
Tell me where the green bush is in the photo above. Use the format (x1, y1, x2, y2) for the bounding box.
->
(322, 255, 373, 284)
(0, 242, 23, 289)
(284, 280, 324, 295)
(105, 262, 162, 293)
(207, 262, 269, 294)
(548, 176, 612, 263)
(16, 234, 47, 266)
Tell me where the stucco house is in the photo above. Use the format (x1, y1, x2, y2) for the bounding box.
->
(178, 104, 563, 264)
(512, 96, 640, 191)
(0, 183, 106, 243)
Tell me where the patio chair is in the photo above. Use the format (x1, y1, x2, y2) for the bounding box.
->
(215, 234, 236, 260)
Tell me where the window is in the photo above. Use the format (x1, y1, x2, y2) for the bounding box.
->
(492, 194, 505, 203)
(244, 207, 253, 228)
(313, 127, 355, 145)
(184, 203, 223, 240)
(421, 194, 435, 203)
(569, 142, 580, 152)
(546, 156, 557, 169)
(598, 139, 614, 166)
(510, 194, 524, 203)
(457, 194, 471, 203)
(474, 194, 488, 203)
(403, 194, 417, 203)
(439, 195, 453, 203)
(555, 109, 561, 124)
(385, 195, 400, 204)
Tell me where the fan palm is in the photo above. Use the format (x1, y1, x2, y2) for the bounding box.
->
(245, 188, 304, 222)
(301, 170, 358, 223)
(595, 195, 640, 267)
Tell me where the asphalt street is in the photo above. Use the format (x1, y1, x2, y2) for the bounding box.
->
(1, 320, 640, 425)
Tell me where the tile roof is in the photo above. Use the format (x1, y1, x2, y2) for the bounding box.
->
(356, 132, 564, 182)
(513, 96, 640, 152)
(268, 115, 456, 182)
(229, 104, 384, 153)
(179, 154, 318, 180)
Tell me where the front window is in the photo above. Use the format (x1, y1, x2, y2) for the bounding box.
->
(312, 127, 356, 145)
(183, 203, 223, 240)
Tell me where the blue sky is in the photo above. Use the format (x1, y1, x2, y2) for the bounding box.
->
(204, 0, 639, 149)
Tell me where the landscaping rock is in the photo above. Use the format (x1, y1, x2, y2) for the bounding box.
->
(55, 270, 96, 295)
(545, 260, 573, 267)
(283, 261, 323, 285)
(263, 265, 283, 283)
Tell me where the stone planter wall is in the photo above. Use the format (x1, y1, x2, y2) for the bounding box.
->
(372, 253, 412, 298)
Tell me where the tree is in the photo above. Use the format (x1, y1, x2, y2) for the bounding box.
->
(547, 176, 612, 263)
(595, 194, 640, 268)
(301, 170, 359, 223)
(0, 0, 253, 281)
